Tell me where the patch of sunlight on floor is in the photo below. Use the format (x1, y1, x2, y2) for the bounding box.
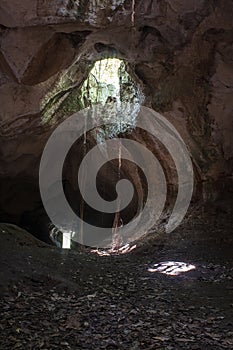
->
(148, 261, 196, 276)
(91, 243, 137, 256)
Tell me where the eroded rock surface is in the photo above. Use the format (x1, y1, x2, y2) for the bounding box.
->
(0, 0, 232, 239)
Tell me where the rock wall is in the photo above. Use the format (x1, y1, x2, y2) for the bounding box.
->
(0, 0, 232, 239)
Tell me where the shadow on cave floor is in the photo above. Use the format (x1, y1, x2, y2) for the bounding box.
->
(0, 199, 233, 350)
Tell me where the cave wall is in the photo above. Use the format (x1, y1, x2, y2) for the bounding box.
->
(0, 0, 233, 236)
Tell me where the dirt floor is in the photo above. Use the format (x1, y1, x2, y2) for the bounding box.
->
(0, 200, 233, 350)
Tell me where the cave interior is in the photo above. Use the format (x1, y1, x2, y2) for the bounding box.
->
(0, 1, 233, 349)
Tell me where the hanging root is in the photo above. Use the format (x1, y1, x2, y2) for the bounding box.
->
(131, 0, 135, 26)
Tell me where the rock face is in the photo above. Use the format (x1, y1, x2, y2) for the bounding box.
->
(0, 0, 233, 240)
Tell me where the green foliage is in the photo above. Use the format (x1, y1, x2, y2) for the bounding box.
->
(41, 58, 143, 134)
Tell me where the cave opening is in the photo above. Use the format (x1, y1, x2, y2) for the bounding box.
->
(80, 57, 143, 136)
(50, 57, 145, 253)
(19, 54, 198, 254)
(82, 58, 123, 105)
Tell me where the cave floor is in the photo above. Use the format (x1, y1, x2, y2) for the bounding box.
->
(0, 202, 233, 350)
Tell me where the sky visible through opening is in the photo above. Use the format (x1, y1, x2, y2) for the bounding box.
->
(91, 58, 122, 101)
